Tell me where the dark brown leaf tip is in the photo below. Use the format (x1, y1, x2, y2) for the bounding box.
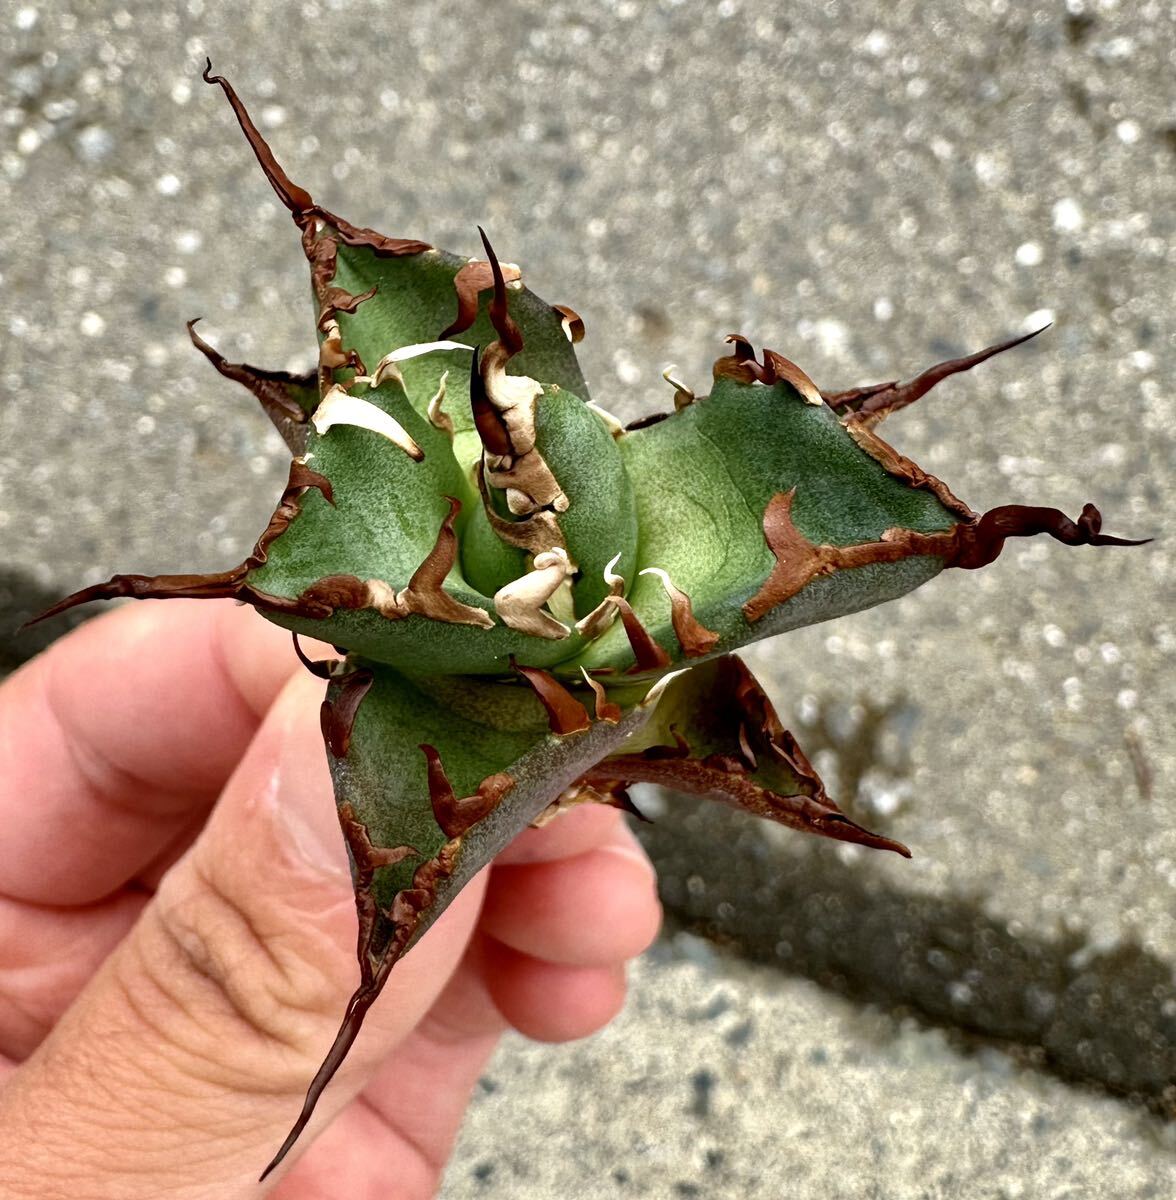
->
(262, 819, 449, 1181)
(203, 60, 314, 214)
(28, 458, 333, 626)
(420, 744, 515, 838)
(824, 325, 1049, 426)
(512, 660, 592, 734)
(206, 62, 430, 265)
(744, 488, 1149, 624)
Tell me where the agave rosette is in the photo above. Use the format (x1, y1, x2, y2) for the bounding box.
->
(37, 64, 1145, 1174)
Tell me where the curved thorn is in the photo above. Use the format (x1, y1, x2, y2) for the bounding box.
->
(202, 59, 314, 215)
(291, 633, 336, 679)
(512, 659, 591, 734)
(476, 226, 523, 355)
(821, 812, 911, 858)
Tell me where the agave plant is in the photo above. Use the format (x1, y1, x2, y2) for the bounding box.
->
(35, 63, 1145, 1176)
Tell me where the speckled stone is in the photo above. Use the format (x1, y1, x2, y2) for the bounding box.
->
(446, 944, 1176, 1199)
(3, 1, 1173, 1196)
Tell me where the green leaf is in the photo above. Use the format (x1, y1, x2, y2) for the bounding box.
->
(241, 373, 591, 673)
(264, 658, 665, 1176)
(329, 242, 589, 436)
(587, 654, 909, 855)
(573, 374, 958, 674)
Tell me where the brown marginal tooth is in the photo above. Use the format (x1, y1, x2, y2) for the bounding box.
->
(337, 802, 419, 874)
(725, 332, 756, 361)
(419, 744, 515, 838)
(202, 59, 314, 214)
(469, 346, 516, 456)
(319, 283, 379, 325)
(713, 335, 762, 384)
(291, 632, 339, 679)
(187, 319, 313, 453)
(611, 597, 673, 673)
(317, 213, 431, 258)
(398, 497, 495, 628)
(440, 258, 522, 340)
(640, 567, 719, 658)
(512, 659, 592, 734)
(477, 226, 524, 355)
(287, 460, 335, 504)
(580, 668, 623, 723)
(319, 668, 375, 757)
(552, 303, 586, 344)
(760, 349, 824, 405)
(843, 421, 976, 520)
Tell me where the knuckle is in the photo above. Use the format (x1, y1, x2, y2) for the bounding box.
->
(116, 856, 352, 1092)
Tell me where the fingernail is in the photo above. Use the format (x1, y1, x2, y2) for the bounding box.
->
(270, 695, 351, 879)
(600, 823, 657, 881)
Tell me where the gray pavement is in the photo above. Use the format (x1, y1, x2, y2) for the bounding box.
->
(2, 1, 1173, 1196)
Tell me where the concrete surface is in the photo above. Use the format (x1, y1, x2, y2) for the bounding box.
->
(448, 939, 1176, 1199)
(2, 0, 1173, 1196)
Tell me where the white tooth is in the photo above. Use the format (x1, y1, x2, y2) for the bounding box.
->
(426, 370, 453, 437)
(586, 401, 625, 436)
(642, 666, 691, 708)
(493, 549, 573, 640)
(371, 340, 473, 388)
(311, 385, 423, 460)
(661, 364, 695, 408)
(370, 360, 405, 390)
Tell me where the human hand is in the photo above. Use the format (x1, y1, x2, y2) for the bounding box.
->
(0, 599, 661, 1198)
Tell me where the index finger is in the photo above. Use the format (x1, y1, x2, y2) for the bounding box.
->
(0, 599, 304, 905)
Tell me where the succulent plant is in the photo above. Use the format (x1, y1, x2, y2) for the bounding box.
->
(35, 63, 1146, 1177)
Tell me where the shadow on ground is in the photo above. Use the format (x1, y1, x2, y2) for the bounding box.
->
(0, 568, 89, 674)
(641, 795, 1176, 1116)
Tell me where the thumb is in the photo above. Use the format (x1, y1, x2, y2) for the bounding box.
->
(0, 670, 487, 1198)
